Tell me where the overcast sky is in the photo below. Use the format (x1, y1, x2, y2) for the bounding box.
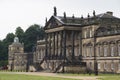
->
(0, 0, 120, 40)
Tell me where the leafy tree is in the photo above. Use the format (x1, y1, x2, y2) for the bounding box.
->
(3, 33, 15, 46)
(15, 27, 24, 42)
(0, 24, 45, 66)
(3, 33, 15, 59)
(24, 24, 45, 52)
(0, 33, 15, 67)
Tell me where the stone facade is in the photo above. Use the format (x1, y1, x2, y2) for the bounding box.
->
(8, 37, 33, 71)
(34, 8, 120, 74)
(8, 37, 26, 71)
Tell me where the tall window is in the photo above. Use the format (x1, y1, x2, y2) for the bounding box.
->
(111, 46, 114, 56)
(119, 63, 120, 70)
(87, 29, 90, 38)
(90, 29, 92, 38)
(38, 51, 40, 59)
(104, 63, 107, 70)
(97, 46, 100, 56)
(83, 46, 86, 57)
(98, 63, 101, 70)
(89, 47, 92, 57)
(100, 46, 103, 56)
(86, 47, 89, 57)
(111, 63, 114, 70)
(104, 46, 108, 57)
(84, 31, 86, 38)
(118, 45, 120, 56)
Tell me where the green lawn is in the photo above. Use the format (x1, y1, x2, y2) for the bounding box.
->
(98, 74, 120, 80)
(0, 73, 78, 80)
(58, 73, 120, 80)
(0, 72, 120, 80)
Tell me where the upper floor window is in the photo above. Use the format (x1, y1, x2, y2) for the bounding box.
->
(111, 46, 114, 56)
(86, 29, 90, 38)
(84, 31, 87, 38)
(104, 46, 108, 57)
(97, 46, 100, 57)
(89, 47, 92, 57)
(83, 46, 86, 57)
(118, 45, 120, 56)
(90, 30, 92, 38)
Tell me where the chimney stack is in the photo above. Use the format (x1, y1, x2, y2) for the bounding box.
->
(106, 11, 113, 16)
(53, 6, 57, 16)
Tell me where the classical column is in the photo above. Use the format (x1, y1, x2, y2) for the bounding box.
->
(62, 30, 66, 73)
(79, 32, 82, 56)
(45, 33, 48, 59)
(71, 31, 75, 61)
(53, 32, 55, 59)
(115, 41, 118, 57)
(93, 34, 98, 75)
(49, 33, 51, 59)
(63, 30, 66, 58)
(56, 32, 59, 59)
(60, 31, 63, 58)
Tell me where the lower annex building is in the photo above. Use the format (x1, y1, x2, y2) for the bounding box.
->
(8, 37, 33, 71)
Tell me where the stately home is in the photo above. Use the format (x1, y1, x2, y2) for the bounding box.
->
(8, 37, 33, 71)
(34, 7, 120, 74)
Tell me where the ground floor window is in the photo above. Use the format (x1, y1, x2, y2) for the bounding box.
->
(98, 63, 101, 70)
(119, 63, 120, 70)
(104, 63, 107, 70)
(111, 63, 114, 70)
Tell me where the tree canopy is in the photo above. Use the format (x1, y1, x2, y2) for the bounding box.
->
(15, 27, 24, 42)
(0, 24, 45, 67)
(24, 24, 45, 52)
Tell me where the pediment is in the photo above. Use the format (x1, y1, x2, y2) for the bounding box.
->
(44, 16, 63, 30)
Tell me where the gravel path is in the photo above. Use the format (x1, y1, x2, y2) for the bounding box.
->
(0, 72, 99, 80)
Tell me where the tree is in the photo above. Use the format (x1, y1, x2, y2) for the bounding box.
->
(0, 24, 45, 66)
(3, 33, 15, 57)
(24, 24, 45, 52)
(0, 33, 15, 67)
(15, 27, 24, 42)
(3, 33, 15, 46)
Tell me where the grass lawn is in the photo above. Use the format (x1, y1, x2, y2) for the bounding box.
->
(0, 72, 120, 80)
(57, 73, 120, 80)
(0, 73, 78, 80)
(98, 74, 120, 80)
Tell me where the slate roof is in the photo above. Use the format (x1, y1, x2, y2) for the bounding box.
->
(53, 12, 120, 26)
(45, 11, 120, 30)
